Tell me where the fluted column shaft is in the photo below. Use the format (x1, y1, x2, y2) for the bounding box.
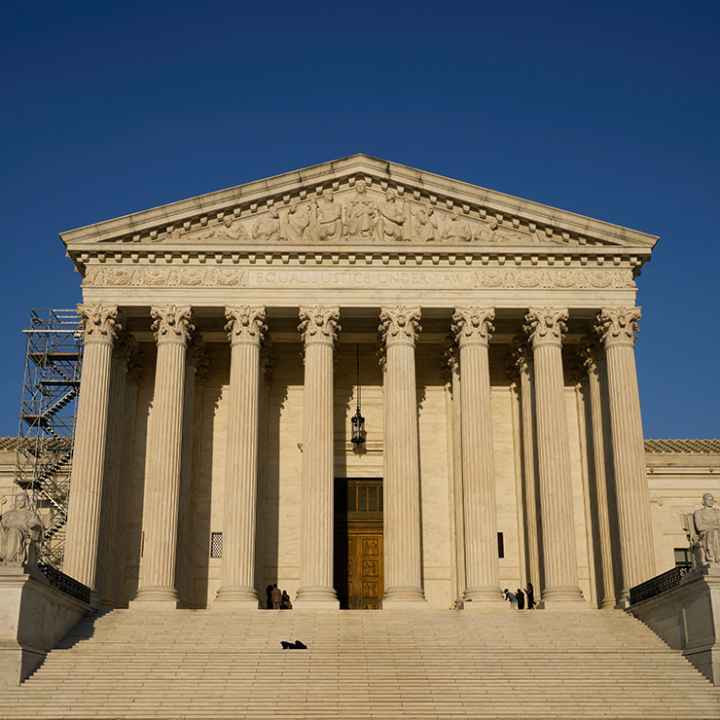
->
(582, 347, 617, 607)
(295, 306, 340, 608)
(525, 308, 584, 605)
(134, 305, 193, 607)
(596, 308, 655, 600)
(96, 335, 134, 607)
(216, 307, 266, 607)
(64, 305, 120, 590)
(452, 307, 503, 605)
(380, 306, 426, 606)
(515, 345, 542, 598)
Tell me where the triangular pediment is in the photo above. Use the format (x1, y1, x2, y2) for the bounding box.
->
(61, 154, 658, 256)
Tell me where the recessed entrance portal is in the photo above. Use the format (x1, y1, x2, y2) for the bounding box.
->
(334, 478, 384, 609)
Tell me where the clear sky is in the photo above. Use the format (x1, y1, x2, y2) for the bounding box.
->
(1, 1, 718, 438)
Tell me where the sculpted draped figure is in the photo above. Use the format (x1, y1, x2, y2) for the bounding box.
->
(0, 493, 43, 566)
(377, 189, 406, 242)
(691, 494, 720, 566)
(315, 189, 342, 242)
(346, 179, 377, 240)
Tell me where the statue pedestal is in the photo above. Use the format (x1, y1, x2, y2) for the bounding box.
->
(630, 564, 720, 685)
(0, 565, 90, 686)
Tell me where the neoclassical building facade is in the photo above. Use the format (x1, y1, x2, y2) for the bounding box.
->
(55, 154, 683, 611)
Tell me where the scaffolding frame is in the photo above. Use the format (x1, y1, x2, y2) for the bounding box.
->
(15, 308, 83, 568)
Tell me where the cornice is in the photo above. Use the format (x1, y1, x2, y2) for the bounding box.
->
(61, 154, 659, 260)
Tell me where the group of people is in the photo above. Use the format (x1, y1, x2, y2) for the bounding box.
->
(503, 582, 536, 610)
(265, 584, 293, 610)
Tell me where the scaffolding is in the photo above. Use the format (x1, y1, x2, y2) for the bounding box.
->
(15, 308, 83, 568)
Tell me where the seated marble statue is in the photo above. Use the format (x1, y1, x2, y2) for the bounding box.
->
(0, 493, 43, 566)
(693, 493, 720, 566)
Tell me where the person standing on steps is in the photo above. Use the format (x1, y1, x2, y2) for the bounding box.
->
(266, 584, 273, 609)
(503, 588, 517, 608)
(271, 584, 282, 609)
(525, 582, 536, 609)
(281, 590, 292, 609)
(516, 588, 525, 610)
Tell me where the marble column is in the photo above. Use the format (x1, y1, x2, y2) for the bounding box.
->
(445, 346, 466, 601)
(64, 304, 120, 591)
(295, 305, 340, 608)
(512, 342, 542, 598)
(216, 306, 266, 608)
(95, 334, 135, 607)
(595, 307, 655, 600)
(452, 307, 504, 606)
(580, 343, 617, 608)
(524, 308, 584, 606)
(380, 305, 426, 607)
(133, 305, 193, 608)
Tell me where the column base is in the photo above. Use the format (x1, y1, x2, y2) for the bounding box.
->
(463, 587, 506, 609)
(541, 585, 588, 610)
(214, 587, 259, 609)
(294, 586, 340, 610)
(130, 586, 179, 611)
(383, 586, 428, 609)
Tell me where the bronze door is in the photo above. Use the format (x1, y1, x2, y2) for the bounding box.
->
(334, 478, 384, 609)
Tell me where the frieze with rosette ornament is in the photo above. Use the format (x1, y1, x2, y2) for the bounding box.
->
(81, 265, 634, 291)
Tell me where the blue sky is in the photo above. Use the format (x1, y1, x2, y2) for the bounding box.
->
(1, 1, 718, 438)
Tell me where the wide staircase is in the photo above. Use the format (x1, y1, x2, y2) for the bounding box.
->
(3, 608, 719, 719)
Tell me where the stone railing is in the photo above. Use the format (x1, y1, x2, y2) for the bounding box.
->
(629, 565, 690, 605)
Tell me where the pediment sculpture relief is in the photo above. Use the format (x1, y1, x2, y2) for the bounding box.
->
(683, 493, 720, 568)
(0, 492, 43, 567)
(114, 181, 610, 248)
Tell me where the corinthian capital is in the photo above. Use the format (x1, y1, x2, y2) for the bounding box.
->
(595, 307, 640, 347)
(507, 337, 531, 379)
(150, 305, 194, 345)
(379, 305, 422, 347)
(298, 305, 340, 346)
(452, 306, 495, 347)
(524, 307, 569, 348)
(225, 306, 267, 346)
(78, 304, 121, 344)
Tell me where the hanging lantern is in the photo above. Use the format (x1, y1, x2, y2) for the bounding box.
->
(351, 344, 366, 446)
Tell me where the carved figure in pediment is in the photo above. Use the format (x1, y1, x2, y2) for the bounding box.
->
(0, 493, 43, 566)
(410, 205, 438, 242)
(315, 189, 342, 242)
(287, 202, 313, 243)
(442, 207, 474, 243)
(212, 215, 248, 242)
(252, 208, 282, 243)
(346, 180, 377, 241)
(377, 189, 406, 242)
